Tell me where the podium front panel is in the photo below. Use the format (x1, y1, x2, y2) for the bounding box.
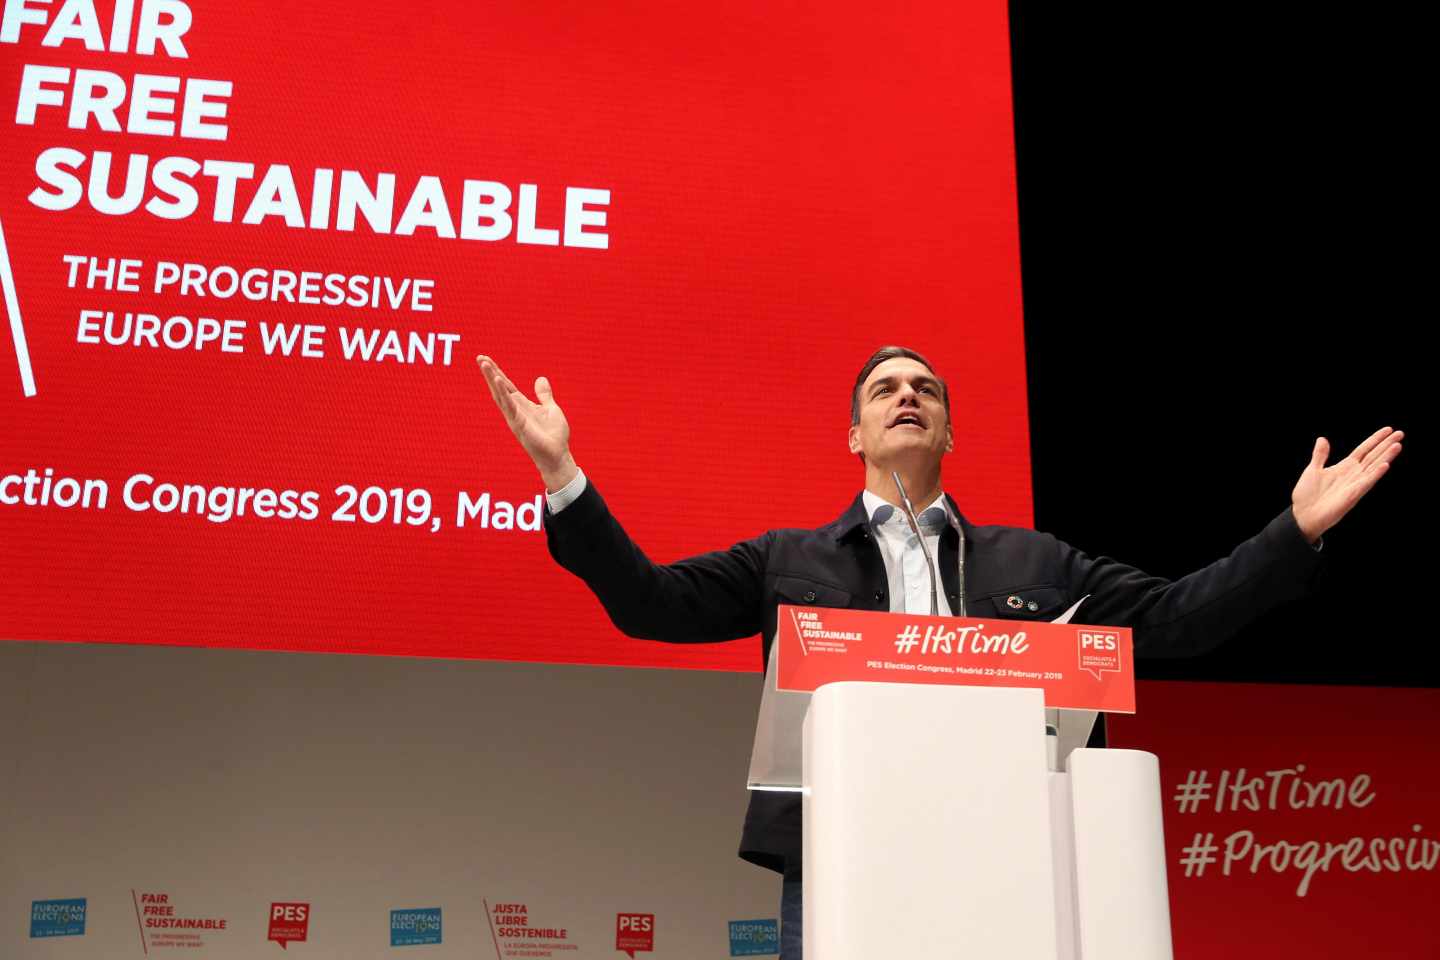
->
(803, 682, 1059, 960)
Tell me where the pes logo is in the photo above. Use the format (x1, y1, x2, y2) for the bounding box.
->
(1076, 629, 1122, 680)
(1078, 631, 1118, 651)
(268, 902, 310, 950)
(615, 913, 654, 957)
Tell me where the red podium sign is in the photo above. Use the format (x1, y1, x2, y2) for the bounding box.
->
(775, 605, 1135, 713)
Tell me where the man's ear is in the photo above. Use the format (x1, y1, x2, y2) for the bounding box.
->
(944, 421, 954, 453)
(848, 424, 863, 456)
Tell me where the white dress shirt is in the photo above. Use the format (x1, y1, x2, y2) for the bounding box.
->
(545, 467, 589, 514)
(861, 489, 953, 616)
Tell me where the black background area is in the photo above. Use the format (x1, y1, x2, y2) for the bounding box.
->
(1009, 3, 1427, 686)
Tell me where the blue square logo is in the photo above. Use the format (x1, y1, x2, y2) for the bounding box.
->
(390, 907, 442, 947)
(31, 899, 87, 938)
(728, 918, 779, 956)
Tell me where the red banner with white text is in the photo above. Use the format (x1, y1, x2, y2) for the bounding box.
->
(1109, 681, 1440, 958)
(0, 1, 1030, 668)
(776, 604, 1135, 712)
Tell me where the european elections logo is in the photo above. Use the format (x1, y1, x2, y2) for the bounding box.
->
(728, 918, 779, 956)
(31, 898, 87, 938)
(390, 907, 441, 947)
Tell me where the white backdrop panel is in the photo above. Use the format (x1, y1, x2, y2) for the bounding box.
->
(0, 641, 776, 958)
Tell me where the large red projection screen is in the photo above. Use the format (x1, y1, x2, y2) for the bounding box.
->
(0, 1, 1031, 669)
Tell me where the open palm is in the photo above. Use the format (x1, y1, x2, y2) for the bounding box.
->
(477, 355, 578, 491)
(1292, 426, 1403, 543)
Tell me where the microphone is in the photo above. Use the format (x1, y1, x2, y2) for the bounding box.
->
(947, 500, 968, 618)
(956, 515, 967, 618)
(891, 471, 940, 616)
(891, 471, 968, 618)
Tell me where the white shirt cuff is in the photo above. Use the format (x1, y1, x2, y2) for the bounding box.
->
(545, 467, 587, 514)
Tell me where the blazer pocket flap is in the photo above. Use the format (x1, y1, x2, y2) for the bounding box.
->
(773, 576, 852, 608)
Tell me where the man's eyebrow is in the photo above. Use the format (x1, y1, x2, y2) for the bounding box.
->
(869, 374, 940, 395)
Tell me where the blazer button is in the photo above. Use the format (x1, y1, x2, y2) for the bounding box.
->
(874, 590, 885, 603)
(803, 590, 817, 603)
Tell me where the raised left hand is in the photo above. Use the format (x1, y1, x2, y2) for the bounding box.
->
(1292, 426, 1403, 543)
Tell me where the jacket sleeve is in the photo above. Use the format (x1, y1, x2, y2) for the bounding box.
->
(543, 478, 768, 643)
(1056, 507, 1325, 658)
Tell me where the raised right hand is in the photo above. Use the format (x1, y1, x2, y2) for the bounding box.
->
(476, 355, 578, 492)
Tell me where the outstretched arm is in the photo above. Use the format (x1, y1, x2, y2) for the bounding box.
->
(1066, 427, 1404, 657)
(474, 355, 766, 643)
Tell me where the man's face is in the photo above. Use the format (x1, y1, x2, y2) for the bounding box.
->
(848, 357, 953, 466)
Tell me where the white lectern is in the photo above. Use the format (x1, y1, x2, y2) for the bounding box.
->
(796, 682, 1173, 960)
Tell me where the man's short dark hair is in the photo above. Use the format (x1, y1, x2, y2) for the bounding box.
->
(850, 346, 951, 426)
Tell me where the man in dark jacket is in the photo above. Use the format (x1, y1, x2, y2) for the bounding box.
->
(477, 346, 1402, 960)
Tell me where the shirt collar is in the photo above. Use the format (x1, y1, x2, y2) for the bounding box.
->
(834, 490, 975, 547)
(861, 489, 950, 529)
